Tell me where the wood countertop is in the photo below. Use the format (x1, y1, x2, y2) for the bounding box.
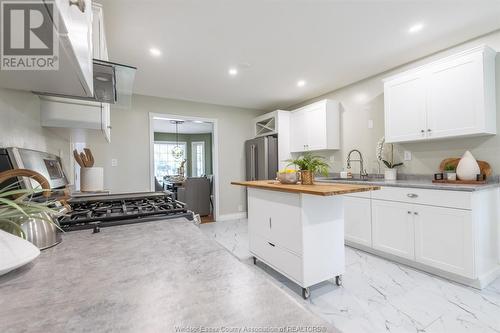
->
(231, 180, 380, 196)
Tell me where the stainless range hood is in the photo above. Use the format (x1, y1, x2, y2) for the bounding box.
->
(36, 59, 137, 108)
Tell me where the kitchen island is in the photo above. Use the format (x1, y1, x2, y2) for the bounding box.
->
(0, 218, 337, 332)
(232, 180, 380, 298)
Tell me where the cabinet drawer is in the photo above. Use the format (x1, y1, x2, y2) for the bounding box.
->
(371, 187, 471, 210)
(250, 235, 302, 283)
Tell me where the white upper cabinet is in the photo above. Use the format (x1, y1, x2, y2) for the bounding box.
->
(92, 3, 109, 61)
(384, 71, 427, 142)
(39, 3, 111, 143)
(290, 99, 340, 152)
(384, 45, 496, 143)
(0, 0, 93, 97)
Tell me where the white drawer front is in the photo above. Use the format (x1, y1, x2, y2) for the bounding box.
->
(250, 235, 302, 283)
(371, 187, 471, 210)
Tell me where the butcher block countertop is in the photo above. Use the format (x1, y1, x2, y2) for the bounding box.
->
(231, 180, 380, 196)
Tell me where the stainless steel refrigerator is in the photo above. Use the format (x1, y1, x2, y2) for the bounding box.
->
(245, 136, 278, 181)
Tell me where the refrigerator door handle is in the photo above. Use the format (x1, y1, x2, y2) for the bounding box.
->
(250, 144, 256, 181)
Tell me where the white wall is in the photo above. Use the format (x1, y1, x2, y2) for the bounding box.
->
(86, 94, 263, 216)
(289, 30, 500, 176)
(0, 88, 71, 173)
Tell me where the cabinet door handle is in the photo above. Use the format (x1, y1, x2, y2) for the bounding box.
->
(414, 212, 419, 215)
(407, 193, 418, 198)
(268, 242, 275, 247)
(420, 129, 425, 133)
(69, 0, 86, 12)
(427, 129, 432, 132)
(269, 217, 272, 229)
(407, 211, 412, 214)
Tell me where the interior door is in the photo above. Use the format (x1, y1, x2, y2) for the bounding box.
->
(384, 72, 427, 143)
(372, 200, 415, 260)
(414, 206, 474, 278)
(426, 53, 482, 139)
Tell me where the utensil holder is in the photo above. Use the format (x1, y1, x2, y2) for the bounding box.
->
(81, 167, 104, 192)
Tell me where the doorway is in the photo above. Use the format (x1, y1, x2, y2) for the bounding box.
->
(149, 113, 219, 222)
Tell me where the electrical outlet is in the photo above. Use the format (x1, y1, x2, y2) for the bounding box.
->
(368, 119, 374, 129)
(329, 155, 335, 163)
(404, 151, 412, 161)
(111, 158, 118, 167)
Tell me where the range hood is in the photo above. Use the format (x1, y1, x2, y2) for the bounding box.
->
(36, 59, 137, 108)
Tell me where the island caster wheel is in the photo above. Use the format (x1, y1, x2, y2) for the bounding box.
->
(335, 275, 343, 286)
(302, 287, 310, 300)
(252, 256, 257, 265)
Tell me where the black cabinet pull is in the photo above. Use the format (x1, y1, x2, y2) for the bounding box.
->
(268, 242, 275, 247)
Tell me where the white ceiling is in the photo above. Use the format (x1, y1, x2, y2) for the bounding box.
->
(101, 0, 500, 110)
(153, 118, 213, 134)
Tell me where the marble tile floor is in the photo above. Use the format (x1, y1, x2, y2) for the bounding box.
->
(200, 219, 500, 333)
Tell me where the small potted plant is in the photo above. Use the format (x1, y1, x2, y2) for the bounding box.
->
(377, 137, 403, 181)
(286, 153, 329, 185)
(444, 163, 457, 181)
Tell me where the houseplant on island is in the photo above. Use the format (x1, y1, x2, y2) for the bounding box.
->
(286, 153, 329, 185)
(376, 137, 403, 181)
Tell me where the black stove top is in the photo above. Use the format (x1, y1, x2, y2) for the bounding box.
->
(59, 192, 193, 231)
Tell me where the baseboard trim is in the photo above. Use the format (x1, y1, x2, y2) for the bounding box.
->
(345, 241, 500, 290)
(216, 212, 247, 222)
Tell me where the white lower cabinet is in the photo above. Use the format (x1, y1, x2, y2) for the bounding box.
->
(414, 206, 473, 278)
(343, 186, 499, 288)
(344, 196, 372, 247)
(372, 200, 415, 260)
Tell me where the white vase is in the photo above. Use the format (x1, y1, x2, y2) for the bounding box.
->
(456, 151, 480, 181)
(384, 168, 397, 181)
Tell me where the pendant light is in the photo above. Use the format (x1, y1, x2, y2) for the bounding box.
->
(171, 120, 184, 160)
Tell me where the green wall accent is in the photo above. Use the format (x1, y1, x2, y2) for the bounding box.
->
(154, 132, 213, 176)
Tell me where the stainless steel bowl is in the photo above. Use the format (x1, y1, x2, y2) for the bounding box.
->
(20, 210, 64, 250)
(276, 171, 299, 184)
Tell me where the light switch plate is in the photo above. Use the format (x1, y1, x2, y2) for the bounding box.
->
(404, 151, 412, 161)
(111, 158, 118, 167)
(368, 119, 374, 129)
(329, 155, 335, 163)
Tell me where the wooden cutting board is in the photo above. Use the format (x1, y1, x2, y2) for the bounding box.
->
(439, 158, 492, 177)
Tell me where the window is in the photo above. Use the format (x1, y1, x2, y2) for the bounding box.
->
(191, 141, 205, 177)
(154, 141, 187, 180)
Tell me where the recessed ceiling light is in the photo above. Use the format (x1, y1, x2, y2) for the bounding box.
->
(149, 48, 162, 57)
(193, 120, 204, 124)
(297, 80, 306, 87)
(228, 67, 238, 76)
(408, 23, 424, 34)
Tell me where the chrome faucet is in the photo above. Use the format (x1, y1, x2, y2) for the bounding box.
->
(346, 149, 369, 179)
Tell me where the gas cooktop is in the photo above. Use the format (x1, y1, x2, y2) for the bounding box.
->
(59, 192, 193, 232)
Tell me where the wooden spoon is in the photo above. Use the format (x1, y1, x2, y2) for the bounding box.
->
(73, 149, 84, 168)
(84, 148, 94, 167)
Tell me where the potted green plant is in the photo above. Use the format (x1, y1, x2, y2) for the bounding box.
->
(286, 153, 329, 185)
(376, 137, 403, 181)
(0, 182, 60, 239)
(444, 163, 457, 181)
